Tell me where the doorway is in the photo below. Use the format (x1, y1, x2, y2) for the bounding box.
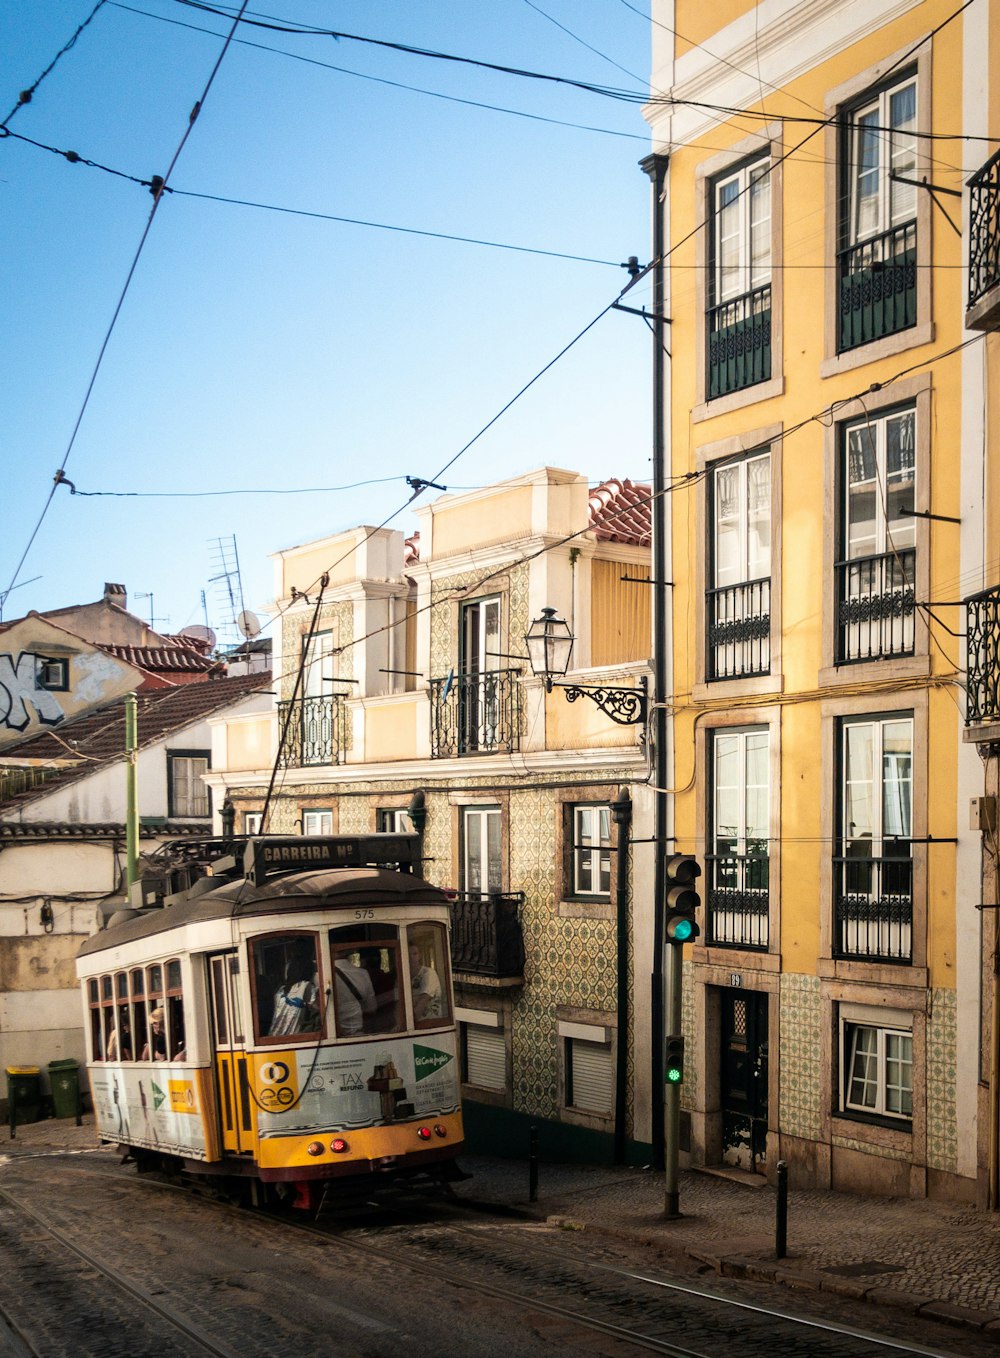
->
(720, 988, 768, 1172)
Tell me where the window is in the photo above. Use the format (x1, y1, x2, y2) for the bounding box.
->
(460, 1014, 506, 1090)
(840, 1006, 912, 1122)
(838, 72, 918, 351)
(330, 924, 403, 1036)
(459, 596, 505, 754)
(835, 715, 913, 962)
(838, 407, 915, 663)
(250, 933, 322, 1042)
(569, 805, 612, 898)
(562, 1025, 613, 1117)
(376, 807, 413, 833)
(168, 751, 210, 818)
(244, 812, 263, 835)
(302, 809, 332, 835)
(461, 805, 502, 897)
(708, 157, 772, 398)
(35, 657, 68, 691)
(296, 630, 340, 765)
(406, 922, 451, 1028)
(709, 729, 769, 948)
(709, 452, 771, 679)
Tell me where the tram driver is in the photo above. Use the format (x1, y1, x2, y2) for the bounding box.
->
(408, 940, 442, 1021)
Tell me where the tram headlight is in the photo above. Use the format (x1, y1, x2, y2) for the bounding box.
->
(306, 1141, 325, 1157)
(330, 1137, 349, 1154)
(416, 1126, 432, 1141)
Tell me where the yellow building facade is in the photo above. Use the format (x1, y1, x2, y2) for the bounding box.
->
(646, 0, 999, 1201)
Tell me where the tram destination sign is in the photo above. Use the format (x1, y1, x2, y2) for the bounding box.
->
(244, 834, 419, 884)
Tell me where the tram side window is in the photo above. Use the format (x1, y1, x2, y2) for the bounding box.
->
(108, 972, 132, 1060)
(251, 934, 322, 1042)
(100, 975, 115, 1060)
(87, 979, 103, 1060)
(130, 969, 147, 1063)
(141, 964, 166, 1060)
(166, 959, 186, 1059)
(406, 923, 451, 1027)
(330, 925, 403, 1037)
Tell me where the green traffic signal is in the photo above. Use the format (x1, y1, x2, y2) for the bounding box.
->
(665, 1034, 685, 1084)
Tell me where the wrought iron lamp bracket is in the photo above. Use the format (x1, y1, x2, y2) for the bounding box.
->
(558, 675, 648, 726)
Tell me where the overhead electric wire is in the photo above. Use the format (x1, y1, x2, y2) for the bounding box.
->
(112, 1, 647, 141)
(522, 0, 647, 87)
(0, 1, 251, 616)
(2, 0, 108, 128)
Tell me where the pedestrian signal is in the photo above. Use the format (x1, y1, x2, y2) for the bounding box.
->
(665, 853, 701, 944)
(665, 1034, 685, 1084)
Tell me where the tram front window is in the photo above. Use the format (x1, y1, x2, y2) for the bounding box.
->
(330, 925, 402, 1037)
(407, 924, 451, 1027)
(250, 934, 322, 1042)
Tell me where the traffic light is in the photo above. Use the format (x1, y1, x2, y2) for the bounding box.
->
(665, 853, 701, 944)
(665, 1034, 685, 1084)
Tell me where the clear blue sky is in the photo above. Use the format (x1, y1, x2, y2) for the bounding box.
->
(1, 1, 652, 644)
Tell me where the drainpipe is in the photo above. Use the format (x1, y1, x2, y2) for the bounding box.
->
(124, 692, 139, 892)
(612, 787, 633, 1165)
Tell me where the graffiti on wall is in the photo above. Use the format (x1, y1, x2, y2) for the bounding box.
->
(0, 652, 66, 732)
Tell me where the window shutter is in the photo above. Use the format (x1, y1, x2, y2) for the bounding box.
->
(570, 1039, 613, 1114)
(465, 1025, 506, 1090)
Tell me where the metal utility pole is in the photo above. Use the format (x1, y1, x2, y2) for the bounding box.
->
(124, 692, 139, 891)
(641, 151, 671, 1183)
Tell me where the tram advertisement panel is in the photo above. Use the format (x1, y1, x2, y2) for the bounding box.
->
(252, 1035, 459, 1134)
(89, 1065, 211, 1158)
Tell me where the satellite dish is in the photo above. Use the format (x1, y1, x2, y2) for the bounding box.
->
(179, 624, 217, 648)
(237, 610, 262, 638)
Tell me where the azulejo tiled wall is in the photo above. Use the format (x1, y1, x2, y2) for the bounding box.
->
(779, 972, 823, 1142)
(681, 958, 697, 1109)
(428, 562, 530, 679)
(279, 600, 354, 701)
(926, 987, 958, 1174)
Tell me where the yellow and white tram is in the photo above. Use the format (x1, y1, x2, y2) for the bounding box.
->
(77, 835, 465, 1208)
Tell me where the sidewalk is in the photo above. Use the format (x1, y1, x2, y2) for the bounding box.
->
(453, 1154, 1000, 1336)
(5, 1117, 1000, 1336)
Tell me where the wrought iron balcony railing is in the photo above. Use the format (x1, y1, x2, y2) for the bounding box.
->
(430, 669, 521, 758)
(836, 549, 915, 664)
(966, 583, 1000, 726)
(833, 852, 912, 963)
(706, 852, 769, 950)
(277, 694, 346, 767)
(838, 220, 917, 352)
(707, 283, 771, 399)
(707, 578, 770, 680)
(968, 149, 1000, 317)
(449, 891, 525, 979)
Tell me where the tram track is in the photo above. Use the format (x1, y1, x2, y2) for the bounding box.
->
(57, 1156, 986, 1358)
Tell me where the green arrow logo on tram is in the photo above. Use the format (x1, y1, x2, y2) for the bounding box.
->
(152, 1081, 166, 1110)
(413, 1045, 452, 1082)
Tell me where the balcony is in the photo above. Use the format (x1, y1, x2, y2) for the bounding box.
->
(967, 149, 1000, 330)
(707, 578, 770, 680)
(449, 892, 525, 980)
(707, 283, 771, 399)
(836, 549, 915, 664)
(706, 853, 769, 950)
(833, 853, 912, 963)
(838, 220, 917, 352)
(430, 669, 521, 758)
(966, 584, 1000, 727)
(277, 695, 345, 767)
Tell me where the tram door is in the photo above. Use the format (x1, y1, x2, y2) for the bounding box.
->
(209, 952, 253, 1153)
(720, 990, 768, 1173)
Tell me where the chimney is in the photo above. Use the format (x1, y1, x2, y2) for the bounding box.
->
(104, 583, 127, 610)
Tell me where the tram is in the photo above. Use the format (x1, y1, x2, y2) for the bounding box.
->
(76, 834, 465, 1208)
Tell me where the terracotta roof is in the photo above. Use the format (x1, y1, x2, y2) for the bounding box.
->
(0, 671, 271, 813)
(588, 478, 652, 547)
(0, 821, 213, 841)
(100, 644, 222, 673)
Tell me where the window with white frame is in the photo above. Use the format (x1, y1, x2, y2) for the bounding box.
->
(461, 805, 502, 897)
(302, 630, 335, 698)
(376, 807, 413, 834)
(838, 406, 915, 662)
(561, 1021, 613, 1117)
(835, 714, 913, 962)
(838, 72, 918, 351)
(709, 729, 769, 948)
(302, 809, 333, 835)
(168, 752, 210, 818)
(244, 812, 263, 835)
(708, 157, 772, 399)
(35, 656, 69, 691)
(709, 451, 771, 679)
(840, 1004, 913, 1122)
(570, 804, 612, 897)
(458, 1009, 506, 1090)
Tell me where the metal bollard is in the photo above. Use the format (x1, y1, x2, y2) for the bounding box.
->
(775, 1159, 788, 1259)
(529, 1124, 538, 1203)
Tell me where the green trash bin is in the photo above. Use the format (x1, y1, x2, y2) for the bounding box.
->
(47, 1060, 80, 1120)
(6, 1066, 41, 1125)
